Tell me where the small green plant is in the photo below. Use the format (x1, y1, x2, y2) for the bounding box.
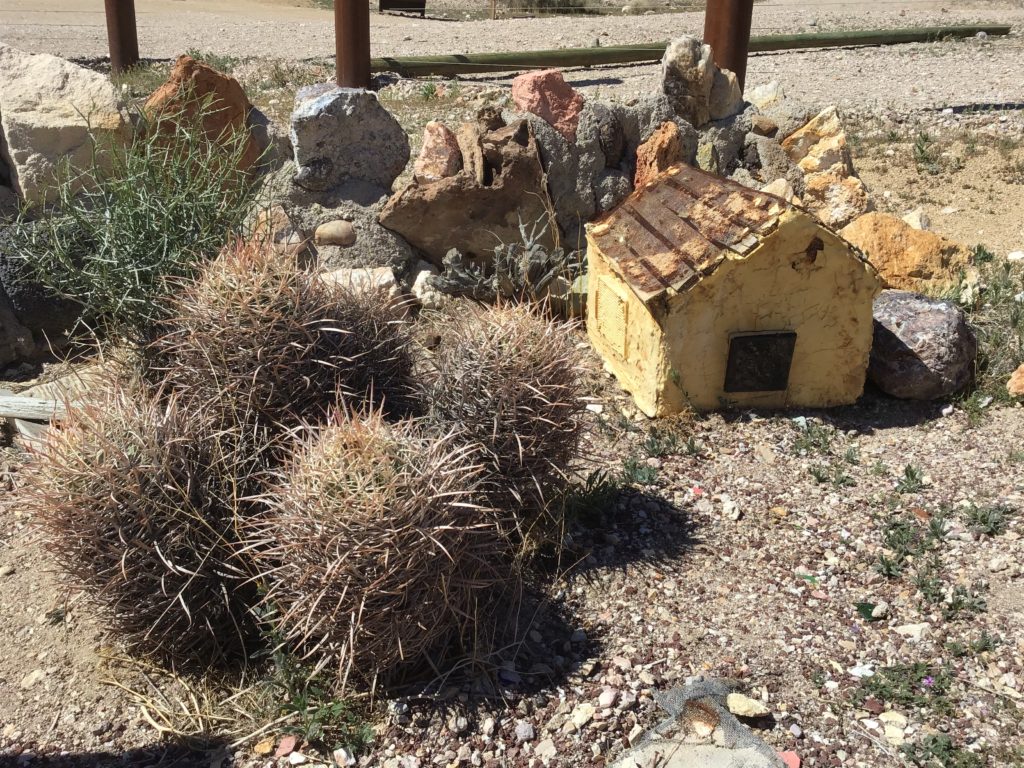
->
(432, 216, 580, 308)
(913, 131, 942, 175)
(683, 435, 705, 457)
(971, 244, 996, 264)
(897, 464, 925, 494)
(560, 469, 622, 526)
(946, 631, 1000, 658)
(184, 48, 240, 73)
(643, 425, 682, 458)
(14, 99, 258, 339)
(943, 583, 987, 621)
(875, 553, 905, 578)
(900, 734, 984, 768)
(791, 420, 836, 456)
(870, 460, 889, 476)
(266, 649, 373, 751)
(418, 81, 440, 100)
(809, 465, 830, 484)
(855, 663, 953, 715)
(964, 502, 1011, 536)
(810, 463, 855, 487)
(621, 455, 658, 486)
(843, 446, 860, 465)
(913, 555, 945, 607)
(1009, 449, 1024, 463)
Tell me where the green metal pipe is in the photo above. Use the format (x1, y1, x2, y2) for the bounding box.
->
(369, 24, 1011, 77)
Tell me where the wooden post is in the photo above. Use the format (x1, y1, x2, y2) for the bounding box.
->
(702, 0, 754, 91)
(336, 0, 371, 89)
(490, 0, 497, 20)
(104, 0, 140, 74)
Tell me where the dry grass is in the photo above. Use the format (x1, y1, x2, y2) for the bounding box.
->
(245, 411, 518, 691)
(147, 240, 419, 434)
(419, 302, 585, 554)
(22, 383, 265, 666)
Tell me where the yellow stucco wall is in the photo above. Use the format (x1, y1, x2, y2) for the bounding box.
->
(587, 209, 881, 415)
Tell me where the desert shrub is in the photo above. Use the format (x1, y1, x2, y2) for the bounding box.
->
(246, 412, 516, 689)
(13, 99, 257, 339)
(147, 241, 418, 432)
(420, 302, 584, 551)
(23, 384, 266, 665)
(950, 256, 1024, 399)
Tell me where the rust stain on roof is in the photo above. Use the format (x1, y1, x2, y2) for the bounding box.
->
(588, 164, 790, 305)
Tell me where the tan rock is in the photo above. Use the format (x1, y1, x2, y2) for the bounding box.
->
(708, 68, 743, 121)
(761, 178, 796, 203)
(749, 114, 779, 138)
(781, 106, 854, 177)
(414, 121, 462, 182)
(726, 693, 770, 718)
(840, 212, 974, 292)
(319, 266, 401, 300)
(803, 170, 871, 230)
(1008, 363, 1024, 398)
(902, 207, 930, 230)
(456, 121, 486, 186)
(314, 219, 357, 247)
(661, 35, 715, 127)
(379, 120, 555, 266)
(0, 44, 127, 205)
(145, 54, 259, 172)
(250, 205, 309, 259)
(634, 122, 685, 188)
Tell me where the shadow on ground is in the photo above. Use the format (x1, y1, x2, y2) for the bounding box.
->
(0, 740, 230, 768)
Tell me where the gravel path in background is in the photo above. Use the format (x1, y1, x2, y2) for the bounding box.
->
(3, 1, 1024, 111)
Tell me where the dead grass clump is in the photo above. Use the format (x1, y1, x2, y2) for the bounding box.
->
(420, 302, 584, 549)
(148, 241, 418, 431)
(246, 412, 515, 689)
(23, 385, 263, 666)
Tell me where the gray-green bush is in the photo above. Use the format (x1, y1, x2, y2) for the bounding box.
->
(13, 100, 258, 340)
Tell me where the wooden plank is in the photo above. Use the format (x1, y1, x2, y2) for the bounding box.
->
(0, 395, 68, 422)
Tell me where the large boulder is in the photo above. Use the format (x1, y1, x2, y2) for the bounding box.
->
(840, 212, 975, 293)
(869, 290, 977, 400)
(379, 119, 555, 266)
(743, 133, 805, 194)
(0, 45, 127, 206)
(290, 85, 409, 195)
(511, 69, 585, 142)
(145, 54, 261, 172)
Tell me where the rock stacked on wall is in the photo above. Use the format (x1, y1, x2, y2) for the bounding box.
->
(0, 44, 127, 207)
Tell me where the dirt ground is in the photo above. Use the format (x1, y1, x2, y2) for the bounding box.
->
(2, 2, 1024, 767)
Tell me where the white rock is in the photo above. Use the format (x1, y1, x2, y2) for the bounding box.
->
(19, 668, 45, 689)
(747, 81, 785, 111)
(571, 702, 596, 728)
(989, 557, 1009, 573)
(726, 693, 770, 718)
(333, 747, 356, 767)
(411, 262, 447, 310)
(848, 663, 874, 679)
(0, 44, 127, 206)
(1008, 251, 1024, 262)
(894, 622, 930, 641)
(534, 738, 557, 759)
(598, 688, 618, 708)
(902, 208, 930, 230)
(871, 601, 890, 620)
(288, 753, 308, 766)
(319, 266, 402, 300)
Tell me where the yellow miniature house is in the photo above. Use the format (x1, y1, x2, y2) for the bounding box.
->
(586, 164, 881, 415)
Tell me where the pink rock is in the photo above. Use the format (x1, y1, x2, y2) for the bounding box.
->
(779, 751, 801, 768)
(275, 735, 298, 757)
(413, 120, 463, 182)
(511, 69, 585, 142)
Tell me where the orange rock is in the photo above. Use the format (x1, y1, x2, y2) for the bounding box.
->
(144, 55, 259, 171)
(1008, 363, 1024, 398)
(414, 121, 463, 182)
(840, 212, 974, 292)
(634, 122, 684, 188)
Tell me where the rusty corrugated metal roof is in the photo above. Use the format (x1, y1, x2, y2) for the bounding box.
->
(587, 164, 790, 305)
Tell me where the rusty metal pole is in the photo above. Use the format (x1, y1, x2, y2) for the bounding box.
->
(336, 0, 371, 88)
(702, 0, 754, 92)
(104, 0, 140, 74)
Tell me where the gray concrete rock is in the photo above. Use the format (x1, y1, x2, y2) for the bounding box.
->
(290, 85, 409, 193)
(0, 186, 18, 223)
(699, 106, 753, 175)
(255, 161, 415, 276)
(869, 290, 977, 400)
(248, 106, 292, 173)
(0, 45, 127, 207)
(743, 134, 806, 195)
(618, 95, 699, 165)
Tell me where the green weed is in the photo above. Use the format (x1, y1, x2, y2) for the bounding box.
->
(184, 48, 241, 74)
(621, 455, 658, 486)
(897, 464, 925, 494)
(964, 502, 1011, 536)
(900, 734, 984, 768)
(855, 663, 953, 715)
